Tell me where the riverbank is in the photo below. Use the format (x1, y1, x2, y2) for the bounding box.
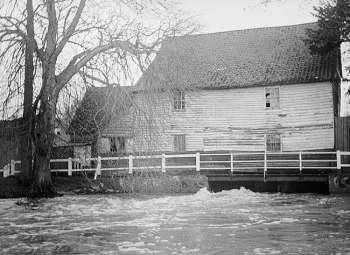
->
(0, 174, 208, 198)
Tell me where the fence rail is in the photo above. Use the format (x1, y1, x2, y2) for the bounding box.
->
(1, 151, 349, 179)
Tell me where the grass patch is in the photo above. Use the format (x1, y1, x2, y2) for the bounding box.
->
(0, 173, 208, 198)
(53, 173, 207, 195)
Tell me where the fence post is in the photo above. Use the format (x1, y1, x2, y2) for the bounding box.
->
(94, 156, 102, 180)
(3, 164, 10, 178)
(264, 151, 267, 182)
(230, 152, 233, 173)
(299, 151, 303, 175)
(10, 160, 15, 176)
(129, 155, 133, 174)
(196, 152, 200, 172)
(336, 150, 341, 170)
(161, 154, 166, 173)
(68, 157, 72, 176)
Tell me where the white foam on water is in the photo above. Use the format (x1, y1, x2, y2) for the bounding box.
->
(319, 197, 341, 206)
(238, 209, 251, 213)
(264, 217, 299, 225)
(207, 223, 241, 229)
(118, 246, 156, 254)
(56, 186, 265, 220)
(336, 210, 350, 215)
(192, 187, 211, 197)
(118, 241, 162, 254)
(254, 247, 282, 255)
(115, 218, 161, 228)
(187, 186, 266, 206)
(280, 217, 299, 223)
(1, 189, 350, 254)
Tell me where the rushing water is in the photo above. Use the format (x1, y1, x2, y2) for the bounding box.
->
(0, 189, 350, 255)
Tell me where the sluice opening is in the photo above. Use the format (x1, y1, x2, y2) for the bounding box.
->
(208, 181, 330, 194)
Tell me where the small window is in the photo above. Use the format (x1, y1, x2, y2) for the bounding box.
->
(265, 87, 280, 109)
(266, 134, 281, 152)
(173, 90, 185, 111)
(109, 137, 126, 153)
(173, 134, 186, 152)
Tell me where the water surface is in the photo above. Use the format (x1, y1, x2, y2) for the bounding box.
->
(0, 188, 350, 254)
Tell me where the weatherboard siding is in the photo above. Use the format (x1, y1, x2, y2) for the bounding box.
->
(103, 81, 334, 153)
(173, 82, 334, 152)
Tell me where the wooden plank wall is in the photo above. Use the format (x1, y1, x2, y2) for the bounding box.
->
(335, 116, 350, 151)
(104, 82, 335, 153)
(169, 82, 334, 152)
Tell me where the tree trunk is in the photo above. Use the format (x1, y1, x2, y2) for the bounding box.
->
(31, 89, 58, 197)
(30, 0, 60, 197)
(20, 0, 35, 184)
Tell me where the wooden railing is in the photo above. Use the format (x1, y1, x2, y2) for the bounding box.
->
(1, 151, 349, 179)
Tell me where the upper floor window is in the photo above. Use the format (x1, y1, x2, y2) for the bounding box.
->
(173, 90, 185, 111)
(266, 134, 281, 152)
(173, 134, 186, 152)
(265, 87, 280, 109)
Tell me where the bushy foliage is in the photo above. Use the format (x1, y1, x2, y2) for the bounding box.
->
(306, 0, 350, 55)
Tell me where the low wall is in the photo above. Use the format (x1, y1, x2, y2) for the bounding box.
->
(53, 174, 208, 195)
(328, 174, 350, 194)
(208, 180, 330, 194)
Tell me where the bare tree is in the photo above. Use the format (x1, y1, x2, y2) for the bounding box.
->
(0, 0, 198, 197)
(21, 0, 35, 185)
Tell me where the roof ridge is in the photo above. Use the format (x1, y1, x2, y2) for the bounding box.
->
(172, 22, 317, 40)
(87, 85, 133, 91)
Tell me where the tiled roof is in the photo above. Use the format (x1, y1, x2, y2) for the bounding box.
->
(139, 23, 337, 89)
(68, 86, 131, 139)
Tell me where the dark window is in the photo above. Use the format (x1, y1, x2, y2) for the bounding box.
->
(110, 137, 126, 153)
(266, 134, 281, 152)
(173, 90, 185, 111)
(173, 134, 186, 152)
(265, 87, 280, 109)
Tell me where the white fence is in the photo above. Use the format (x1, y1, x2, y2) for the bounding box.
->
(1, 150, 349, 179)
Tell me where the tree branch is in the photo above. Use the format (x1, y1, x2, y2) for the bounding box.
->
(78, 70, 119, 87)
(45, 0, 58, 57)
(55, 0, 86, 57)
(56, 40, 142, 88)
(0, 26, 43, 61)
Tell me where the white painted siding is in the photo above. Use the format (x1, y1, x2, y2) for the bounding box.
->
(103, 82, 334, 152)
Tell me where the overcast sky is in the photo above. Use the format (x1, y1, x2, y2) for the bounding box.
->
(177, 0, 320, 33)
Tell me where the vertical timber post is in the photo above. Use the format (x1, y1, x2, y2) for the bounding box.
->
(196, 152, 200, 172)
(10, 160, 15, 176)
(264, 151, 267, 182)
(336, 150, 341, 171)
(161, 154, 166, 173)
(129, 155, 133, 174)
(3, 164, 9, 178)
(94, 156, 101, 180)
(230, 152, 233, 173)
(299, 151, 303, 175)
(68, 157, 72, 176)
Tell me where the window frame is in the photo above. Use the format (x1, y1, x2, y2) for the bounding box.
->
(109, 137, 117, 152)
(265, 87, 280, 110)
(173, 90, 185, 111)
(265, 133, 282, 152)
(173, 134, 186, 152)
